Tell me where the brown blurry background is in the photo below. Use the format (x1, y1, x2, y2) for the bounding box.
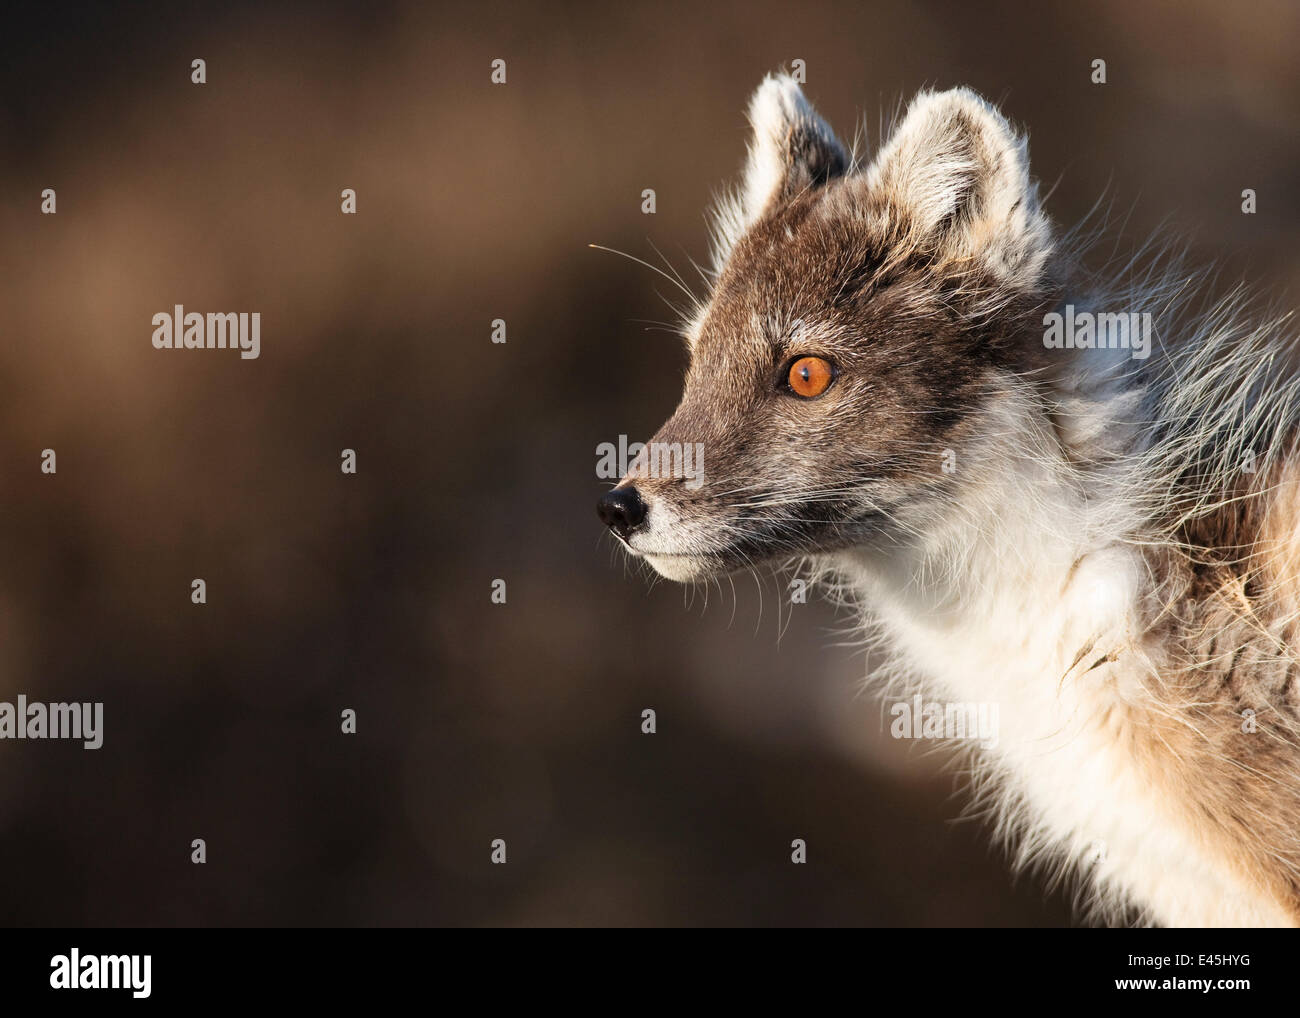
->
(0, 0, 1296, 926)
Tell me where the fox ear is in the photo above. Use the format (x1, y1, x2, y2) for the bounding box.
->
(740, 74, 849, 220)
(867, 88, 1052, 280)
(712, 74, 849, 269)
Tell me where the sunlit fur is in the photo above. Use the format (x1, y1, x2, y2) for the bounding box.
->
(609, 73, 1300, 926)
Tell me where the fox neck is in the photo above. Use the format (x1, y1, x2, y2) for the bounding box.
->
(838, 388, 1137, 691)
(839, 412, 1143, 727)
(831, 388, 1294, 926)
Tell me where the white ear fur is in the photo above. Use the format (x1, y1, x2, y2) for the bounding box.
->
(710, 74, 849, 273)
(866, 88, 1052, 280)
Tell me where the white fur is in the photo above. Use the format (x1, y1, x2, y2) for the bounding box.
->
(831, 383, 1294, 926)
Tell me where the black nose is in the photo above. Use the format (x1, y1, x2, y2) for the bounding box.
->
(597, 486, 647, 540)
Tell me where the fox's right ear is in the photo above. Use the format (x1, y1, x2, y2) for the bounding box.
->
(711, 74, 849, 270)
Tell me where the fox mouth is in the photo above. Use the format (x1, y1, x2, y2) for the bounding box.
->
(617, 505, 902, 582)
(604, 486, 903, 581)
(621, 540, 714, 566)
(612, 532, 729, 579)
(616, 537, 692, 559)
(622, 532, 778, 582)
(640, 550, 723, 582)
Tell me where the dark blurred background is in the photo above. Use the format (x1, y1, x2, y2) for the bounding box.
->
(0, 0, 1296, 926)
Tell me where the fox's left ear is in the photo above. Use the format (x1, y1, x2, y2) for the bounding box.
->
(867, 88, 1052, 281)
(712, 74, 850, 268)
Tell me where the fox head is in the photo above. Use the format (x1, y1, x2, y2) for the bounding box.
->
(599, 75, 1063, 582)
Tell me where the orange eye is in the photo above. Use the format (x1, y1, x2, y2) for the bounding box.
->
(787, 356, 834, 398)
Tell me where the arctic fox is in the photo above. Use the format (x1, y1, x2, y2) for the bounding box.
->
(597, 73, 1300, 927)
